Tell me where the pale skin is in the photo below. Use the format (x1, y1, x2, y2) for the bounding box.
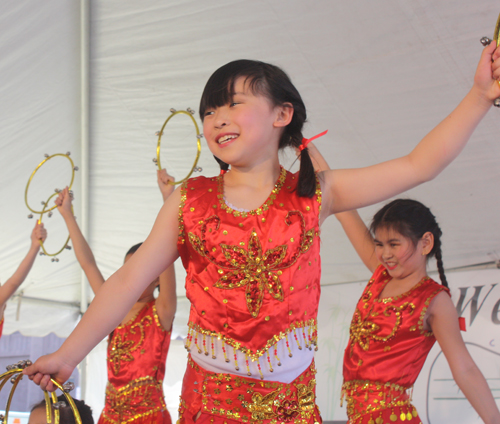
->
(51, 168, 176, 328)
(0, 222, 47, 320)
(25, 42, 500, 396)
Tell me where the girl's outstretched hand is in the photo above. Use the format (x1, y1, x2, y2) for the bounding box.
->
(54, 187, 73, 217)
(474, 42, 500, 102)
(157, 169, 175, 202)
(23, 352, 75, 392)
(31, 222, 47, 246)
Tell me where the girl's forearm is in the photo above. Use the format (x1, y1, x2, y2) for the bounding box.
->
(452, 363, 500, 424)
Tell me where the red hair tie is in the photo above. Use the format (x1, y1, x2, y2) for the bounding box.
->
(220, 169, 227, 175)
(299, 130, 328, 151)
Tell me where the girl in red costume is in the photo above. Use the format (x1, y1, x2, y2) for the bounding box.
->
(0, 222, 47, 339)
(26, 39, 500, 424)
(335, 202, 500, 424)
(53, 170, 176, 424)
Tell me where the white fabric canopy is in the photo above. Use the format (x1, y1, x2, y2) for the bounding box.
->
(1, 1, 500, 422)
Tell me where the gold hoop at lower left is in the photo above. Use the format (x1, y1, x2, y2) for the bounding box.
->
(0, 361, 81, 424)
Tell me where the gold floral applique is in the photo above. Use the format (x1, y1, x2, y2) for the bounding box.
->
(188, 211, 316, 318)
(108, 315, 153, 375)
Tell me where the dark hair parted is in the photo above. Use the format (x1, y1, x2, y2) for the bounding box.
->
(370, 199, 448, 288)
(31, 394, 94, 424)
(200, 59, 316, 197)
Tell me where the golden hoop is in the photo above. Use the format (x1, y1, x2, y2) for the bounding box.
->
(155, 109, 202, 185)
(0, 363, 82, 424)
(25, 153, 77, 215)
(37, 192, 72, 257)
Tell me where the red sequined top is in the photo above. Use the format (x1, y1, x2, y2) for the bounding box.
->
(343, 265, 449, 388)
(98, 300, 172, 424)
(177, 168, 322, 360)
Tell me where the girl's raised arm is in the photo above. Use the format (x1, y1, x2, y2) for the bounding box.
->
(24, 186, 183, 390)
(427, 292, 500, 424)
(335, 210, 378, 272)
(155, 168, 177, 331)
(55, 187, 105, 294)
(0, 222, 47, 312)
(320, 43, 500, 218)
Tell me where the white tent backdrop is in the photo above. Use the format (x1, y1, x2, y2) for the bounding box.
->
(1, 0, 500, 422)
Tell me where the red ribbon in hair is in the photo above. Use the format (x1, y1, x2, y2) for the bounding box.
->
(299, 130, 328, 151)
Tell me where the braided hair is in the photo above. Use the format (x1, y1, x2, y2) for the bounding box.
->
(199, 59, 316, 197)
(370, 199, 448, 287)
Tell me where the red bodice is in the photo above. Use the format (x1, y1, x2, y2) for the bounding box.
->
(98, 300, 172, 424)
(177, 168, 322, 360)
(343, 265, 449, 388)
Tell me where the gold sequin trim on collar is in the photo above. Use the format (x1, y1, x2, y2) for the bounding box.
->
(217, 167, 287, 218)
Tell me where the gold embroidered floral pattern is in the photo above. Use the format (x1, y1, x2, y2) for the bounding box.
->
(108, 315, 152, 375)
(102, 376, 165, 424)
(188, 211, 315, 318)
(348, 303, 415, 355)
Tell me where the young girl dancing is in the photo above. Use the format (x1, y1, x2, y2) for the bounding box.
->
(26, 40, 500, 424)
(335, 202, 500, 424)
(0, 222, 47, 338)
(53, 170, 176, 424)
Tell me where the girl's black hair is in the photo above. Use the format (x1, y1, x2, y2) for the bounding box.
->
(370, 199, 448, 287)
(125, 242, 142, 259)
(213, 155, 229, 174)
(200, 59, 316, 197)
(31, 394, 94, 424)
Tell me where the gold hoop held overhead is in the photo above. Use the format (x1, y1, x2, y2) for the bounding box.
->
(25, 153, 77, 215)
(155, 108, 202, 185)
(37, 192, 72, 257)
(0, 361, 82, 424)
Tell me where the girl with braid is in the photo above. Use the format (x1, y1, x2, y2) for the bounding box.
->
(335, 202, 500, 424)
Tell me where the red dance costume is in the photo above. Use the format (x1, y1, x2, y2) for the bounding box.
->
(342, 265, 449, 424)
(98, 300, 172, 424)
(177, 168, 323, 423)
(0, 317, 3, 339)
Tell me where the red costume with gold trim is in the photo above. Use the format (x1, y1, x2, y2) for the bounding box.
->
(98, 300, 172, 424)
(177, 168, 323, 423)
(342, 265, 449, 424)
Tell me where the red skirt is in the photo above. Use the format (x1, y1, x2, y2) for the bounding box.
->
(179, 355, 322, 423)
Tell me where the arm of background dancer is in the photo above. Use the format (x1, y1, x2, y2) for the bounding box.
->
(24, 187, 182, 391)
(0, 222, 46, 313)
(155, 168, 177, 331)
(55, 187, 105, 294)
(335, 210, 378, 272)
(428, 292, 500, 424)
(307, 142, 331, 172)
(156, 265, 176, 332)
(320, 43, 500, 217)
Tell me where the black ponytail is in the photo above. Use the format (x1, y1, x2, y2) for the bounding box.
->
(370, 199, 448, 287)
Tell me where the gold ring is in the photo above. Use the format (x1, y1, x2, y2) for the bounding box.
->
(25, 153, 76, 215)
(0, 366, 82, 424)
(155, 109, 202, 185)
(37, 192, 72, 257)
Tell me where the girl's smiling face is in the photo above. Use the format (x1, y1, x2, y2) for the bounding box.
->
(374, 227, 431, 280)
(202, 77, 288, 168)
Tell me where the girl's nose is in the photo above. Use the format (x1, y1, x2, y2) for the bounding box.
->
(214, 109, 230, 129)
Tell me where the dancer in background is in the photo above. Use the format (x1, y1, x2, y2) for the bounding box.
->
(0, 222, 47, 338)
(29, 395, 94, 424)
(335, 201, 500, 424)
(26, 40, 500, 424)
(52, 169, 176, 424)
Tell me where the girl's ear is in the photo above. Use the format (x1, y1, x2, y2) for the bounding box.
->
(421, 231, 434, 256)
(274, 102, 294, 128)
